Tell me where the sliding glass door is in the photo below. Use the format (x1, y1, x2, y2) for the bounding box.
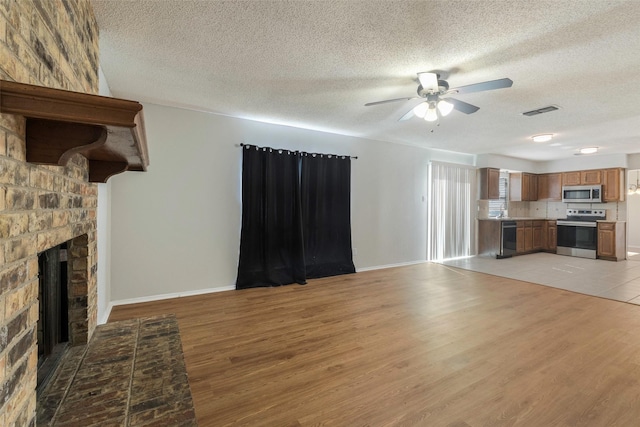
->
(427, 162, 476, 261)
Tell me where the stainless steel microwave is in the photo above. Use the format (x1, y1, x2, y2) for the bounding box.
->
(562, 185, 602, 203)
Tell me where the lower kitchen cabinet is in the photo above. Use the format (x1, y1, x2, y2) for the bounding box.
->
(545, 221, 557, 252)
(477, 219, 501, 257)
(516, 225, 525, 253)
(478, 219, 623, 261)
(524, 225, 533, 252)
(515, 220, 545, 254)
(597, 221, 626, 261)
(532, 221, 543, 250)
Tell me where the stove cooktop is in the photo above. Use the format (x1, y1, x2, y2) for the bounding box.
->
(561, 209, 606, 222)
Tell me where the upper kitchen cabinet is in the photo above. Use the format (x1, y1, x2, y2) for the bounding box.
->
(562, 171, 581, 186)
(561, 168, 625, 202)
(509, 172, 538, 201)
(603, 168, 625, 202)
(562, 169, 602, 186)
(479, 167, 500, 200)
(582, 170, 602, 185)
(537, 173, 562, 201)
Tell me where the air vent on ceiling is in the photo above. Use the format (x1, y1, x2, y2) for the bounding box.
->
(521, 105, 560, 116)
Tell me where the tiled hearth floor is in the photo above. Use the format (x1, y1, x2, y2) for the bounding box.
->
(440, 252, 640, 305)
(37, 314, 197, 426)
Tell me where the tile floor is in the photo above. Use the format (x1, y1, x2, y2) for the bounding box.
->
(440, 252, 640, 305)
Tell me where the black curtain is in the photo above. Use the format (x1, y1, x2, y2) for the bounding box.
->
(236, 146, 355, 290)
(236, 146, 306, 289)
(301, 154, 356, 278)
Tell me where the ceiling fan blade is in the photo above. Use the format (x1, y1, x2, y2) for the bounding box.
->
(450, 78, 513, 95)
(364, 96, 416, 107)
(447, 98, 480, 114)
(417, 72, 438, 91)
(398, 107, 416, 121)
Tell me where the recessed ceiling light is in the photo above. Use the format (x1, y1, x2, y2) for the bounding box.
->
(579, 147, 598, 154)
(532, 134, 553, 143)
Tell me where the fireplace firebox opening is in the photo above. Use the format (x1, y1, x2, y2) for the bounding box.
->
(37, 243, 70, 392)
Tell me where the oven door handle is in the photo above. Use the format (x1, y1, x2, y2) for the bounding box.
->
(557, 221, 597, 227)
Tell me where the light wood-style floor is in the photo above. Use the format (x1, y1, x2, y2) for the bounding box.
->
(109, 263, 640, 426)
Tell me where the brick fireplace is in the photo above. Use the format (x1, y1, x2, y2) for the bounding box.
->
(0, 1, 100, 425)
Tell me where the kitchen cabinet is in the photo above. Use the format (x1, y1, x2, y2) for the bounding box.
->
(532, 221, 543, 250)
(597, 221, 626, 261)
(582, 170, 602, 185)
(479, 168, 500, 200)
(560, 168, 624, 201)
(524, 221, 533, 252)
(510, 173, 538, 201)
(562, 171, 581, 186)
(603, 168, 624, 202)
(477, 219, 501, 257)
(562, 169, 604, 186)
(517, 221, 534, 253)
(526, 174, 538, 201)
(544, 221, 557, 252)
(537, 173, 562, 201)
(516, 223, 525, 254)
(516, 220, 543, 253)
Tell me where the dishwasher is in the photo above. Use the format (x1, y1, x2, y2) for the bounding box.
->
(498, 221, 517, 258)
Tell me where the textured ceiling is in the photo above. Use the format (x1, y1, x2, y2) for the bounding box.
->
(91, 0, 640, 161)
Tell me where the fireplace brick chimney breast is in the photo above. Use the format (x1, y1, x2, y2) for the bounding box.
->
(0, 1, 100, 425)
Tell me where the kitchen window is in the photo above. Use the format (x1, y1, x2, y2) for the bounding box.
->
(488, 172, 509, 217)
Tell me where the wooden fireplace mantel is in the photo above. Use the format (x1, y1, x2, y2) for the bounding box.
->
(0, 79, 149, 183)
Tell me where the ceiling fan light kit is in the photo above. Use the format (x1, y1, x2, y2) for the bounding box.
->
(365, 72, 513, 123)
(437, 99, 454, 116)
(413, 102, 429, 118)
(424, 104, 438, 122)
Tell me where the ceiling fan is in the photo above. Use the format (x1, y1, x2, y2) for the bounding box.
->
(365, 72, 513, 122)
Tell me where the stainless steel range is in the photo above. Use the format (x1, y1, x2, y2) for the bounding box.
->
(556, 209, 606, 259)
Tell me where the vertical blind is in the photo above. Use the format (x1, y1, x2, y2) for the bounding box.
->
(427, 161, 476, 261)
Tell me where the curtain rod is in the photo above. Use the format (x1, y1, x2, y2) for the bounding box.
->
(236, 143, 357, 159)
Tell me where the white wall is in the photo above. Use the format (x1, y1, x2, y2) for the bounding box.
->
(97, 66, 112, 323)
(96, 182, 111, 323)
(476, 153, 631, 174)
(108, 103, 474, 301)
(475, 154, 538, 173)
(628, 170, 640, 252)
(628, 154, 640, 170)
(540, 153, 628, 173)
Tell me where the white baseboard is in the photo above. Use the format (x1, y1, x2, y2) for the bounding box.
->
(103, 263, 432, 321)
(356, 259, 426, 272)
(628, 245, 640, 253)
(108, 285, 236, 314)
(98, 303, 114, 325)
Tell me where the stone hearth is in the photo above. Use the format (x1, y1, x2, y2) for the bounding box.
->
(37, 314, 197, 426)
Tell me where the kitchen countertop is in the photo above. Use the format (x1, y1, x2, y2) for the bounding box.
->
(478, 217, 554, 221)
(478, 217, 625, 223)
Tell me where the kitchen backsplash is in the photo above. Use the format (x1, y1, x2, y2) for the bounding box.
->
(477, 200, 626, 220)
